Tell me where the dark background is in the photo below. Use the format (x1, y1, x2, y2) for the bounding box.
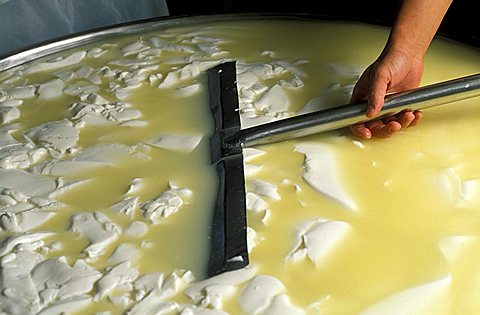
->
(166, 0, 480, 48)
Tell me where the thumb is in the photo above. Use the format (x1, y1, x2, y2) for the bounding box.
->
(366, 77, 388, 118)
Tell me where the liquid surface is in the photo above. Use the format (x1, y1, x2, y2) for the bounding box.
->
(0, 16, 479, 315)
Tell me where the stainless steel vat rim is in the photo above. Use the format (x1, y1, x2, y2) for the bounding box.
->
(0, 12, 384, 72)
(1, 12, 477, 73)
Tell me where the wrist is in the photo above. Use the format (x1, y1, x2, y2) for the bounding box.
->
(384, 30, 427, 63)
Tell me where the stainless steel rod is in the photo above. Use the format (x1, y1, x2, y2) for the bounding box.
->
(232, 73, 480, 147)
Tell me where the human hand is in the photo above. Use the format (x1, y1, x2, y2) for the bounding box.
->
(349, 48, 424, 139)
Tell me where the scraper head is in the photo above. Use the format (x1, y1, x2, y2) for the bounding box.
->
(207, 61, 249, 277)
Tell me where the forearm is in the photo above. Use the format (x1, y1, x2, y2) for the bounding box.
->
(386, 0, 453, 60)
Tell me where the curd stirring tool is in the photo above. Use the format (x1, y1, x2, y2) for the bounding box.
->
(207, 61, 480, 277)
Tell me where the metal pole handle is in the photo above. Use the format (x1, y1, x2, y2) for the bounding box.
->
(237, 73, 480, 147)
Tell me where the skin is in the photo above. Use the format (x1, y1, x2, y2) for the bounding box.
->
(350, 0, 453, 139)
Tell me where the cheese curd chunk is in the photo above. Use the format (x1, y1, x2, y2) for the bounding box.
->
(37, 79, 65, 100)
(0, 106, 20, 124)
(25, 119, 80, 156)
(0, 143, 47, 169)
(23, 51, 87, 75)
(146, 134, 203, 153)
(140, 184, 193, 223)
(239, 275, 285, 314)
(0, 169, 57, 197)
(69, 211, 121, 259)
(184, 267, 256, 309)
(295, 143, 356, 211)
(287, 219, 350, 264)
